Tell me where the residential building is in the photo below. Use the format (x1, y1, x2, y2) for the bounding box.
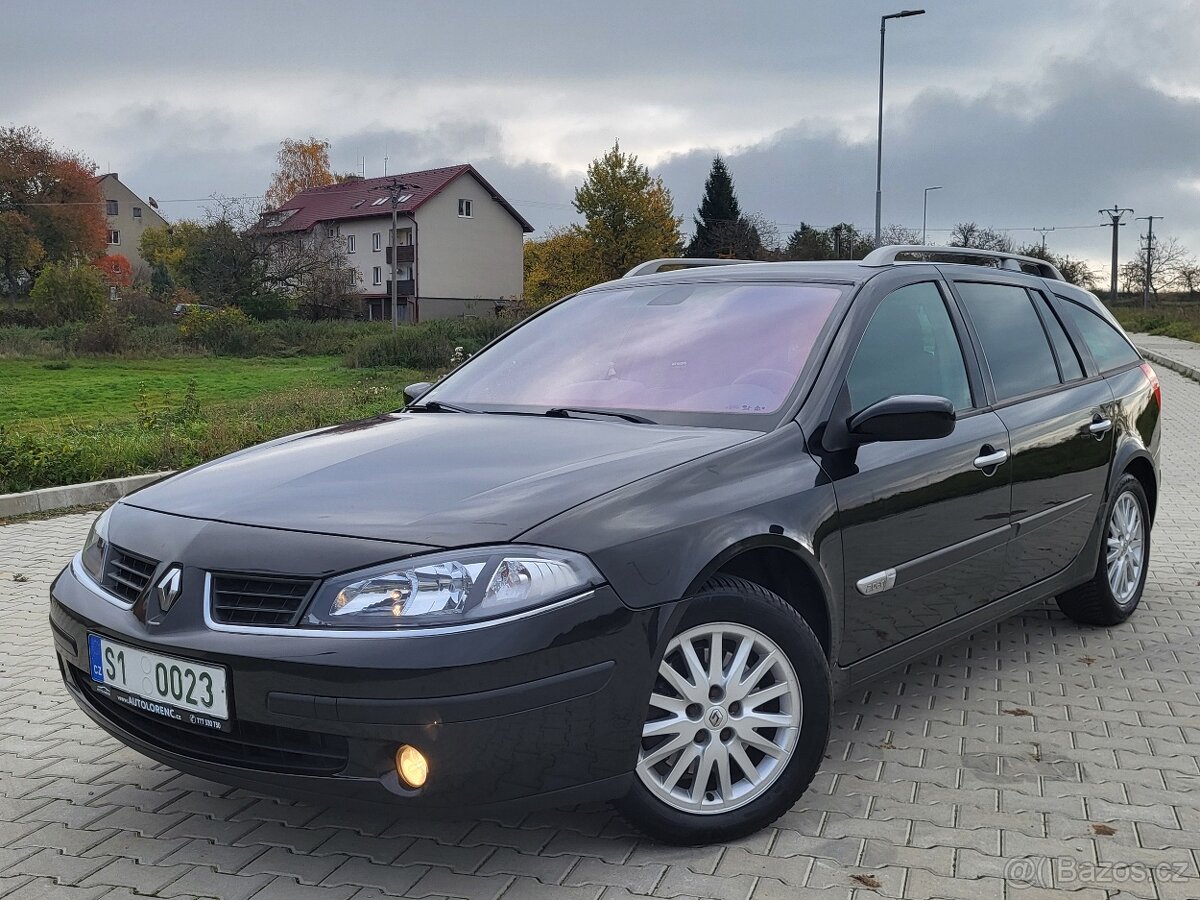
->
(258, 164, 533, 321)
(95, 173, 168, 275)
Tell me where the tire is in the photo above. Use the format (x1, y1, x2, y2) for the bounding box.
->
(1056, 473, 1151, 626)
(614, 575, 831, 845)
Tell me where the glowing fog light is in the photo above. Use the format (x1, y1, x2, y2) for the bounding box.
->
(396, 744, 428, 788)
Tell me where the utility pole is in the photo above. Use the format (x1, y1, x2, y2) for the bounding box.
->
(1034, 227, 1055, 253)
(373, 178, 420, 330)
(922, 185, 942, 245)
(832, 225, 844, 260)
(1098, 205, 1133, 305)
(1136, 215, 1163, 311)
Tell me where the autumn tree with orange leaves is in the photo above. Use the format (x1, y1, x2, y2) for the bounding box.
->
(265, 138, 336, 209)
(0, 125, 107, 297)
(92, 253, 133, 288)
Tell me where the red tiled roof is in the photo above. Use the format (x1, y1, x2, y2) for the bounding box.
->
(259, 164, 533, 233)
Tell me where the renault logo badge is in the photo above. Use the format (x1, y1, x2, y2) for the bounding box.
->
(157, 568, 182, 613)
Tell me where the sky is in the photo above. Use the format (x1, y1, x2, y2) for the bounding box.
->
(5, 0, 1198, 278)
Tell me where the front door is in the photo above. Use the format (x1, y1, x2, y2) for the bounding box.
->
(823, 278, 1013, 664)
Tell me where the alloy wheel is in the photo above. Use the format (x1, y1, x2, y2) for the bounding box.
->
(1107, 491, 1145, 607)
(635, 623, 802, 815)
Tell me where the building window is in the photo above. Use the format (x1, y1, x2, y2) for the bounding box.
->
(132, 207, 142, 220)
(108, 230, 120, 245)
(372, 232, 382, 252)
(106, 200, 118, 216)
(397, 264, 413, 280)
(373, 266, 383, 286)
(346, 269, 357, 287)
(458, 199, 472, 218)
(346, 234, 356, 253)
(389, 227, 412, 246)
(326, 225, 337, 238)
(371, 197, 388, 206)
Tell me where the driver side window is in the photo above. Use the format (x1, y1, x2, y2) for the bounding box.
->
(846, 282, 972, 415)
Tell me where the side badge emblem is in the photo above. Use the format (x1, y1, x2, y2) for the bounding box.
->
(856, 568, 897, 596)
(157, 567, 182, 613)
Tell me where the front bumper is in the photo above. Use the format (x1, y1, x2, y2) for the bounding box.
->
(51, 557, 671, 811)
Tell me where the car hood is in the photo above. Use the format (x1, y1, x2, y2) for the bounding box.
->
(125, 412, 758, 546)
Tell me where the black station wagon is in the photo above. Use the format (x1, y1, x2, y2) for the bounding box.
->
(51, 246, 1161, 844)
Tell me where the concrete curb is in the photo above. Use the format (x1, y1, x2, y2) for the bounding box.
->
(0, 471, 175, 518)
(1137, 347, 1200, 384)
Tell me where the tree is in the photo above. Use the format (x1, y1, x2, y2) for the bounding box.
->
(686, 156, 764, 260)
(0, 125, 107, 292)
(29, 261, 108, 323)
(523, 226, 598, 309)
(782, 224, 833, 260)
(92, 253, 133, 288)
(949, 222, 1014, 252)
(1122, 235, 1193, 299)
(0, 210, 44, 298)
(1016, 242, 1096, 289)
(573, 142, 682, 282)
(265, 137, 336, 209)
(879, 223, 921, 246)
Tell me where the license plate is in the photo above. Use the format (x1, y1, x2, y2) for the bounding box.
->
(88, 634, 230, 731)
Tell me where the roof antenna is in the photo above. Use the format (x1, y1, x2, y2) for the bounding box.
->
(383, 144, 388, 177)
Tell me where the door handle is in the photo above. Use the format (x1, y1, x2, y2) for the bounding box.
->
(1089, 417, 1113, 436)
(973, 448, 1008, 470)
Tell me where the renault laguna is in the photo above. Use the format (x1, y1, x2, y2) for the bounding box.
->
(51, 247, 1160, 844)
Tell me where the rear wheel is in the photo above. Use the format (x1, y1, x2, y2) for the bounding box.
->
(1057, 473, 1150, 626)
(615, 576, 830, 845)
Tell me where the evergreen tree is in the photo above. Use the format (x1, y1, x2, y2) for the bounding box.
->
(687, 157, 764, 259)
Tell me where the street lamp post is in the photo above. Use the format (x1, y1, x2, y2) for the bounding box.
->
(921, 185, 942, 245)
(875, 8, 926, 248)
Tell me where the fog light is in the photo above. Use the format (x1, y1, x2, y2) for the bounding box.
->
(396, 744, 428, 789)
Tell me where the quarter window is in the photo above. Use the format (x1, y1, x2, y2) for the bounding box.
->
(1031, 291, 1083, 381)
(1054, 295, 1141, 372)
(847, 282, 972, 414)
(957, 282, 1060, 401)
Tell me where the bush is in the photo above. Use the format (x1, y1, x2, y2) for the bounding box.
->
(178, 305, 263, 355)
(0, 307, 39, 328)
(77, 308, 134, 354)
(343, 318, 512, 370)
(29, 262, 109, 324)
(117, 289, 175, 325)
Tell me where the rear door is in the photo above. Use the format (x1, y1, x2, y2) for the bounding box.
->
(947, 274, 1115, 595)
(821, 272, 1013, 664)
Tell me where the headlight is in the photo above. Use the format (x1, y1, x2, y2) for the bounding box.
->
(81, 507, 112, 584)
(307, 546, 603, 629)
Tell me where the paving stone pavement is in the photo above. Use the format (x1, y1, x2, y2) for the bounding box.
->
(1, 368, 1199, 900)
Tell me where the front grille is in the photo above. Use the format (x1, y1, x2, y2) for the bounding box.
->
(72, 667, 348, 776)
(210, 575, 315, 627)
(103, 546, 158, 603)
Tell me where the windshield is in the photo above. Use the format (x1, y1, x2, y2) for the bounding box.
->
(423, 281, 844, 420)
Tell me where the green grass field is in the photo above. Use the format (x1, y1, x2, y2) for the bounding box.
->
(0, 356, 368, 429)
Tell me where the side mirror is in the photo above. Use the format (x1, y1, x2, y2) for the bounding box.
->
(848, 394, 956, 442)
(404, 382, 433, 404)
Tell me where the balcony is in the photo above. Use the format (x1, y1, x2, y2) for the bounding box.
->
(385, 279, 415, 296)
(384, 245, 415, 265)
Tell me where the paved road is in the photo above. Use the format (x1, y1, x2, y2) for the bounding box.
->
(2, 367, 1198, 900)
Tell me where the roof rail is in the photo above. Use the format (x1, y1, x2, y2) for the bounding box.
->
(623, 258, 757, 278)
(860, 245, 1064, 281)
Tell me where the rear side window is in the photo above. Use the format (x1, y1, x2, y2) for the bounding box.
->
(1054, 296, 1141, 372)
(1032, 292, 1084, 381)
(957, 282, 1060, 401)
(846, 281, 972, 413)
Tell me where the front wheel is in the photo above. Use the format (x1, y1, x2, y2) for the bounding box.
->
(615, 575, 831, 845)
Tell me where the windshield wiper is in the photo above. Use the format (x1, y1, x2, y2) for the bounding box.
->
(407, 400, 481, 414)
(545, 407, 656, 424)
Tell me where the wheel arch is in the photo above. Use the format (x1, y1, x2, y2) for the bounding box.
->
(684, 536, 837, 662)
(1114, 446, 1158, 524)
